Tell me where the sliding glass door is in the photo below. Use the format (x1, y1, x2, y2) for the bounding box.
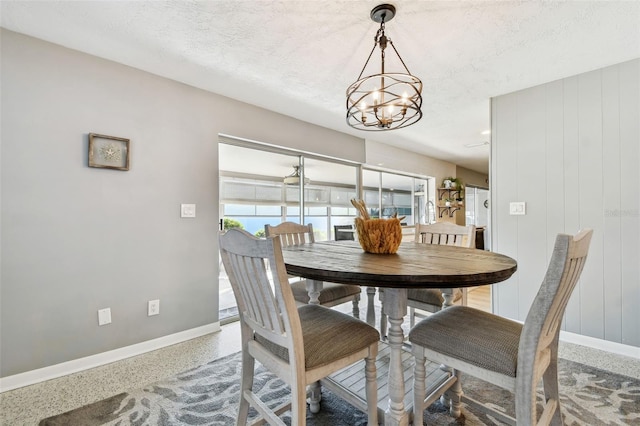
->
(218, 141, 434, 321)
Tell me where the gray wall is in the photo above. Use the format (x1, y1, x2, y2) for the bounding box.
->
(0, 29, 366, 377)
(491, 59, 639, 348)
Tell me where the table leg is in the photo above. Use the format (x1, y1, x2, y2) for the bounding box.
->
(382, 287, 409, 426)
(306, 279, 323, 305)
(441, 288, 455, 308)
(366, 287, 376, 327)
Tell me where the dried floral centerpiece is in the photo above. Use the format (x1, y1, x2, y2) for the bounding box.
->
(350, 199, 403, 254)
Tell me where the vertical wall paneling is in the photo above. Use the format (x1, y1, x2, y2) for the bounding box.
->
(601, 66, 623, 342)
(618, 60, 640, 347)
(491, 93, 520, 320)
(492, 59, 639, 348)
(577, 70, 605, 339)
(562, 76, 582, 332)
(515, 85, 548, 317)
(544, 80, 567, 269)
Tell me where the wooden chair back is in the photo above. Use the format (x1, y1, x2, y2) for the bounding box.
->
(415, 222, 476, 248)
(265, 222, 315, 247)
(334, 224, 355, 241)
(219, 228, 302, 359)
(516, 229, 593, 419)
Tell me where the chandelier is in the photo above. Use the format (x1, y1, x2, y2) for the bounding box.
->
(346, 4, 423, 131)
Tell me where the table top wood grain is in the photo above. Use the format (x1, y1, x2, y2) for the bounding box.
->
(281, 240, 517, 289)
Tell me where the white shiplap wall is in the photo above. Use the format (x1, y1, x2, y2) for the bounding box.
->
(491, 59, 639, 348)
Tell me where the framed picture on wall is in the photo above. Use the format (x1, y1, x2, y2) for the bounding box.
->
(88, 133, 130, 171)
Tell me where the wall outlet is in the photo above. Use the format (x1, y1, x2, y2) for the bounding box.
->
(148, 299, 160, 316)
(98, 308, 112, 326)
(509, 201, 526, 215)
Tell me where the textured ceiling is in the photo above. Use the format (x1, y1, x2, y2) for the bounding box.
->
(2, 1, 639, 173)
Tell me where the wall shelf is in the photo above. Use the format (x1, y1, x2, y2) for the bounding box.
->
(437, 205, 461, 218)
(437, 187, 461, 200)
(437, 188, 463, 218)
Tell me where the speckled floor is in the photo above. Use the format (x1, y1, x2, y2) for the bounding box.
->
(0, 323, 242, 425)
(1, 292, 638, 425)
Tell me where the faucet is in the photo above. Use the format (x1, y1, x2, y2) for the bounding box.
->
(426, 200, 435, 224)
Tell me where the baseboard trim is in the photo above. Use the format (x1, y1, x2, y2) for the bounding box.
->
(2, 322, 636, 393)
(0, 322, 221, 393)
(560, 329, 640, 360)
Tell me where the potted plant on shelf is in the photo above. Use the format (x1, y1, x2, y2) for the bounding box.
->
(442, 177, 462, 190)
(456, 185, 465, 204)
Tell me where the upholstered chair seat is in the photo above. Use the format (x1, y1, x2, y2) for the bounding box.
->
(407, 287, 462, 307)
(409, 305, 522, 377)
(257, 304, 380, 369)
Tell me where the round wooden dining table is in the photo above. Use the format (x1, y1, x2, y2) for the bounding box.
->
(281, 240, 517, 426)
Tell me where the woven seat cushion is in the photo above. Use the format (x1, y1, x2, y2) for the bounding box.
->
(257, 304, 380, 370)
(408, 305, 522, 377)
(407, 288, 461, 305)
(290, 280, 361, 304)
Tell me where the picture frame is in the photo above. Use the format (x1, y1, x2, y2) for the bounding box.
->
(88, 133, 130, 171)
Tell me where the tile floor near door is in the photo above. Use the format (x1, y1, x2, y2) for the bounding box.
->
(1, 287, 638, 425)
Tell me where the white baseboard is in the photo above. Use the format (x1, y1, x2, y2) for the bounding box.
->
(560, 329, 640, 360)
(2, 322, 636, 393)
(0, 322, 221, 393)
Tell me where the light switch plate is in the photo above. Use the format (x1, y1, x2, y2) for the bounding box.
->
(98, 308, 112, 326)
(509, 202, 526, 215)
(181, 204, 196, 218)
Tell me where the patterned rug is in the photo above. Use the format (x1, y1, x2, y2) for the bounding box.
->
(39, 351, 639, 425)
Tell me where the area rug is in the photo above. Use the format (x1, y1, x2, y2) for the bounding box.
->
(39, 351, 639, 425)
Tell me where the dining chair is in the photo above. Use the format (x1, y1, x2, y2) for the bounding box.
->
(334, 224, 355, 241)
(379, 222, 475, 339)
(265, 222, 362, 318)
(219, 228, 379, 426)
(409, 229, 593, 425)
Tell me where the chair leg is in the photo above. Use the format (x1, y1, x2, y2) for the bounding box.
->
(352, 294, 360, 319)
(448, 369, 463, 418)
(409, 306, 416, 328)
(542, 355, 563, 425)
(236, 352, 255, 426)
(292, 380, 308, 426)
(365, 350, 379, 426)
(515, 371, 539, 425)
(460, 287, 468, 306)
(309, 380, 322, 414)
(412, 345, 426, 425)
